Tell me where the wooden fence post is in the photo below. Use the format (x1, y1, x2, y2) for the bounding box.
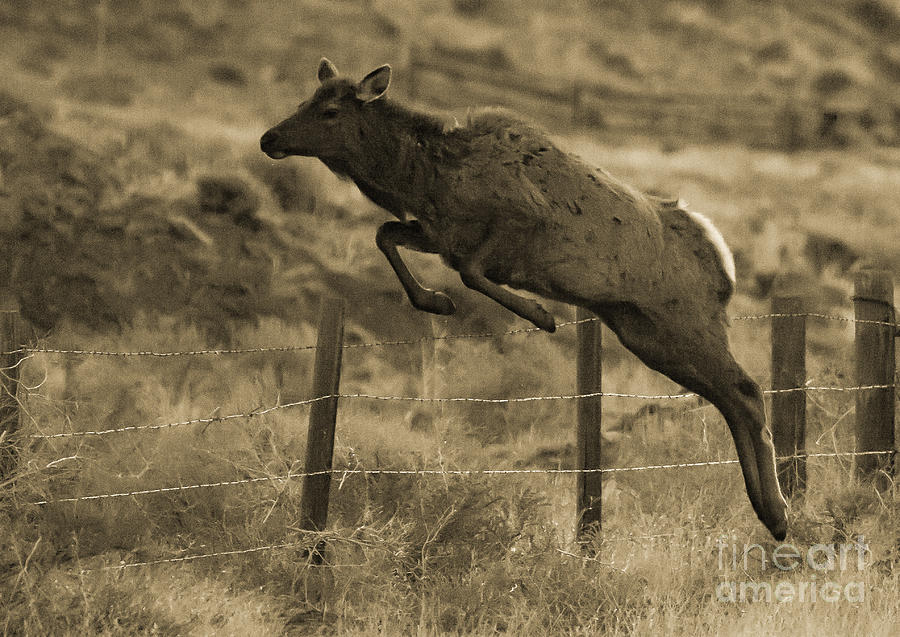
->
(421, 315, 450, 424)
(778, 100, 803, 152)
(407, 47, 419, 102)
(853, 269, 896, 492)
(770, 295, 807, 497)
(571, 82, 583, 126)
(299, 297, 345, 554)
(576, 308, 602, 542)
(0, 311, 27, 480)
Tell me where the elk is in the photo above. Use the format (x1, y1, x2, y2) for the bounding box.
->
(260, 59, 788, 539)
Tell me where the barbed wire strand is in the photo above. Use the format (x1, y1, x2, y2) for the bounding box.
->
(5, 318, 595, 358)
(30, 450, 894, 506)
(81, 526, 713, 573)
(78, 540, 307, 573)
(77, 530, 400, 574)
(8, 311, 896, 359)
(39, 448, 893, 574)
(79, 527, 711, 574)
(27, 383, 894, 440)
(734, 312, 897, 329)
(29, 395, 333, 439)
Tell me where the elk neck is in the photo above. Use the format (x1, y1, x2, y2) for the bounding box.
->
(335, 99, 462, 218)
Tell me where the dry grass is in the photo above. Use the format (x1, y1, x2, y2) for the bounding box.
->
(2, 291, 899, 634)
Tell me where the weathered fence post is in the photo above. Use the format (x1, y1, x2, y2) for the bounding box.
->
(407, 47, 420, 102)
(422, 315, 451, 423)
(571, 82, 583, 126)
(299, 297, 345, 555)
(421, 326, 434, 401)
(576, 308, 602, 542)
(770, 295, 807, 497)
(853, 269, 896, 492)
(778, 100, 803, 152)
(0, 311, 27, 480)
(95, 0, 109, 65)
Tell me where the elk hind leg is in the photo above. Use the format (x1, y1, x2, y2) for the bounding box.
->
(599, 303, 787, 539)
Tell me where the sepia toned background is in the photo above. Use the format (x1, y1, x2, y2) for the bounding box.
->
(1, 1, 898, 634)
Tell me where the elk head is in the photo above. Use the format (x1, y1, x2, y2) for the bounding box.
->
(260, 58, 391, 162)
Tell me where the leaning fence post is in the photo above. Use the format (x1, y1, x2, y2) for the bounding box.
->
(299, 297, 345, 554)
(576, 308, 602, 542)
(770, 295, 807, 497)
(0, 311, 27, 480)
(853, 269, 896, 492)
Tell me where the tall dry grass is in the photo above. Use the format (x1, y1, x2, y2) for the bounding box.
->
(2, 288, 899, 635)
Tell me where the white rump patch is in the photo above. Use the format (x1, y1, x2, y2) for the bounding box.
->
(684, 206, 736, 284)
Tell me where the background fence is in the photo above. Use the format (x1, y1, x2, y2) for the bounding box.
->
(405, 47, 814, 150)
(0, 269, 897, 573)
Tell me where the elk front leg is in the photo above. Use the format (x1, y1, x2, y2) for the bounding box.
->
(458, 247, 556, 332)
(375, 221, 455, 315)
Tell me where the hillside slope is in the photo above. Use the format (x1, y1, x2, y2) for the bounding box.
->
(2, 0, 899, 140)
(0, 0, 898, 339)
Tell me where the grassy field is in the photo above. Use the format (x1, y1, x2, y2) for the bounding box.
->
(2, 1, 900, 635)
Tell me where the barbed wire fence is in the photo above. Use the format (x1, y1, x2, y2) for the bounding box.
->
(0, 270, 897, 574)
(8, 312, 896, 359)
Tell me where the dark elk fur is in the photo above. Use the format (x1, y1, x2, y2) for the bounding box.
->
(261, 58, 788, 539)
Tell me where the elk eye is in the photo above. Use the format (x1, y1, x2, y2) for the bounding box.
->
(322, 107, 340, 119)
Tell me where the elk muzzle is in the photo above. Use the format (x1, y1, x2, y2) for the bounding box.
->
(260, 129, 288, 159)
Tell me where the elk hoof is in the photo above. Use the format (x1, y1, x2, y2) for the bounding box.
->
(532, 305, 556, 333)
(418, 291, 456, 316)
(771, 521, 787, 542)
(763, 498, 789, 541)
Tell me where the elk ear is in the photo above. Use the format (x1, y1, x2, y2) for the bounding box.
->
(356, 64, 391, 103)
(318, 58, 339, 83)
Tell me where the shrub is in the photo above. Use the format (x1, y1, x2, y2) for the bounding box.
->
(452, 0, 492, 16)
(196, 175, 261, 230)
(756, 39, 791, 62)
(18, 39, 66, 77)
(244, 154, 319, 213)
(813, 69, 854, 95)
(208, 63, 248, 87)
(852, 0, 900, 36)
(876, 44, 900, 82)
(115, 121, 192, 178)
